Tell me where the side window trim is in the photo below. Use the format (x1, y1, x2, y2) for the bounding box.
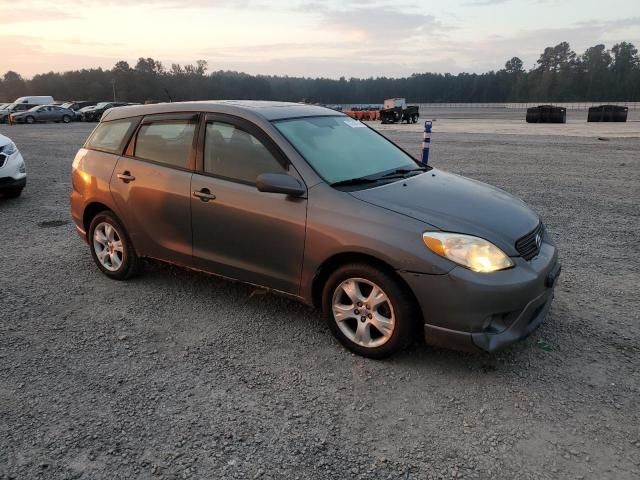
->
(196, 113, 290, 185)
(124, 112, 201, 172)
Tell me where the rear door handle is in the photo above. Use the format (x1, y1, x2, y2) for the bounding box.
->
(193, 188, 216, 202)
(116, 172, 135, 183)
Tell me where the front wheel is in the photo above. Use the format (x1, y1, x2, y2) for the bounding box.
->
(25, 116, 35, 124)
(89, 211, 139, 280)
(62, 115, 71, 123)
(322, 263, 417, 358)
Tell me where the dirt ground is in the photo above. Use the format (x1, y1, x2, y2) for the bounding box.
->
(1, 114, 639, 480)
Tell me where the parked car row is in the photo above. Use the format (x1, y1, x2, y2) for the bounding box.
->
(0, 96, 139, 124)
(79, 102, 134, 122)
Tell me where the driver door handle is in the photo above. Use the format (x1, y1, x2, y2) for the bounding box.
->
(116, 172, 135, 183)
(193, 188, 216, 202)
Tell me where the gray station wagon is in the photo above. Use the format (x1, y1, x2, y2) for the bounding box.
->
(70, 101, 560, 358)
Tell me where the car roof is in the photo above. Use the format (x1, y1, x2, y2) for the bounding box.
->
(101, 100, 341, 122)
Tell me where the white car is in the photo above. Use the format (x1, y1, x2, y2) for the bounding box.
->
(0, 134, 26, 198)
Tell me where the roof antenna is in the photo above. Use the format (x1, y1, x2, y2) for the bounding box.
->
(164, 88, 173, 103)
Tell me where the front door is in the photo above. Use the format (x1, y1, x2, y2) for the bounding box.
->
(191, 114, 307, 294)
(39, 106, 55, 121)
(110, 113, 199, 266)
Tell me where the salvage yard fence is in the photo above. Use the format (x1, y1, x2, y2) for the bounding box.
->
(415, 102, 640, 110)
(343, 102, 640, 111)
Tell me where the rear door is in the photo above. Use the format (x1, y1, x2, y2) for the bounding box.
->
(190, 114, 307, 294)
(110, 113, 199, 266)
(51, 106, 64, 121)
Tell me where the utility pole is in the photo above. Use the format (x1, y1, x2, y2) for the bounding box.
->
(111, 79, 116, 102)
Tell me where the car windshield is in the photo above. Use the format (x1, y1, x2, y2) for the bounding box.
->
(96, 102, 110, 108)
(274, 116, 418, 185)
(61, 102, 73, 109)
(27, 106, 42, 112)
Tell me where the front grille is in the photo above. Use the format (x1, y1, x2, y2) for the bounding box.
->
(515, 223, 544, 261)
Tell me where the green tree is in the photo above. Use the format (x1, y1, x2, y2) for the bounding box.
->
(611, 42, 639, 99)
(1, 71, 26, 101)
(581, 44, 612, 99)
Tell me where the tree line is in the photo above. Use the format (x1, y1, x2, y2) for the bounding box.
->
(1, 42, 639, 104)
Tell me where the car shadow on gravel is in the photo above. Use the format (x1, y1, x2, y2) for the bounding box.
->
(125, 258, 550, 378)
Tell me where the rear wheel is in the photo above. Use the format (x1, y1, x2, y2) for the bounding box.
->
(322, 263, 417, 358)
(88, 211, 139, 280)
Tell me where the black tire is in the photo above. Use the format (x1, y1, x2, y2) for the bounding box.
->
(88, 211, 139, 280)
(62, 115, 71, 123)
(2, 188, 23, 198)
(25, 116, 35, 124)
(321, 263, 417, 359)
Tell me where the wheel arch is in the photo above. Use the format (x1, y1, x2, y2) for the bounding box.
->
(83, 202, 139, 257)
(310, 252, 420, 313)
(82, 201, 112, 234)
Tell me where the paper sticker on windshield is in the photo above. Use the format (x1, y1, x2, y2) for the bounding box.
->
(344, 119, 366, 128)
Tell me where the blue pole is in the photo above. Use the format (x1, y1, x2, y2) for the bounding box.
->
(421, 120, 432, 164)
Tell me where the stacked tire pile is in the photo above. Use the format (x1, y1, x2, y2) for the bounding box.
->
(587, 105, 628, 122)
(526, 105, 567, 124)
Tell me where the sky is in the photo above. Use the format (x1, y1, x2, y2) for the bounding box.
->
(1, 0, 639, 79)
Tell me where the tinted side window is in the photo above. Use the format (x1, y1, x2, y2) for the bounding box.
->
(135, 120, 196, 168)
(85, 118, 137, 154)
(204, 122, 286, 183)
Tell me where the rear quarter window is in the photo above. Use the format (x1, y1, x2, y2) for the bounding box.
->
(85, 118, 138, 154)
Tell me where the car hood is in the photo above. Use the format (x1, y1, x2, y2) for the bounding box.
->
(349, 169, 539, 255)
(0, 134, 11, 147)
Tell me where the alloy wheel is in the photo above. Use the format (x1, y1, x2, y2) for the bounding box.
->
(332, 278, 395, 348)
(93, 222, 124, 272)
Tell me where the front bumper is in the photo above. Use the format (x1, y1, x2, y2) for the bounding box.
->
(0, 176, 26, 191)
(0, 151, 27, 191)
(399, 241, 560, 353)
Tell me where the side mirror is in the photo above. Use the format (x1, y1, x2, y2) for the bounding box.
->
(256, 173, 305, 197)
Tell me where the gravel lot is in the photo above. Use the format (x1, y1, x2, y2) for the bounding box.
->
(1, 117, 639, 480)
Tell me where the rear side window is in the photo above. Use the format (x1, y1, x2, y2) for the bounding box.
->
(204, 121, 286, 183)
(135, 119, 196, 168)
(85, 118, 137, 154)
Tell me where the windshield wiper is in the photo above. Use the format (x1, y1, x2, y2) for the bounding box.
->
(379, 167, 428, 179)
(331, 166, 428, 188)
(331, 177, 381, 187)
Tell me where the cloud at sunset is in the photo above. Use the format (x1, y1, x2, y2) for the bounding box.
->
(0, 0, 638, 77)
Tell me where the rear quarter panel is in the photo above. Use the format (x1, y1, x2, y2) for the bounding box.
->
(70, 148, 120, 234)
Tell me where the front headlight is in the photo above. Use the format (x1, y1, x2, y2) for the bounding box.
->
(423, 232, 514, 273)
(1, 141, 17, 156)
